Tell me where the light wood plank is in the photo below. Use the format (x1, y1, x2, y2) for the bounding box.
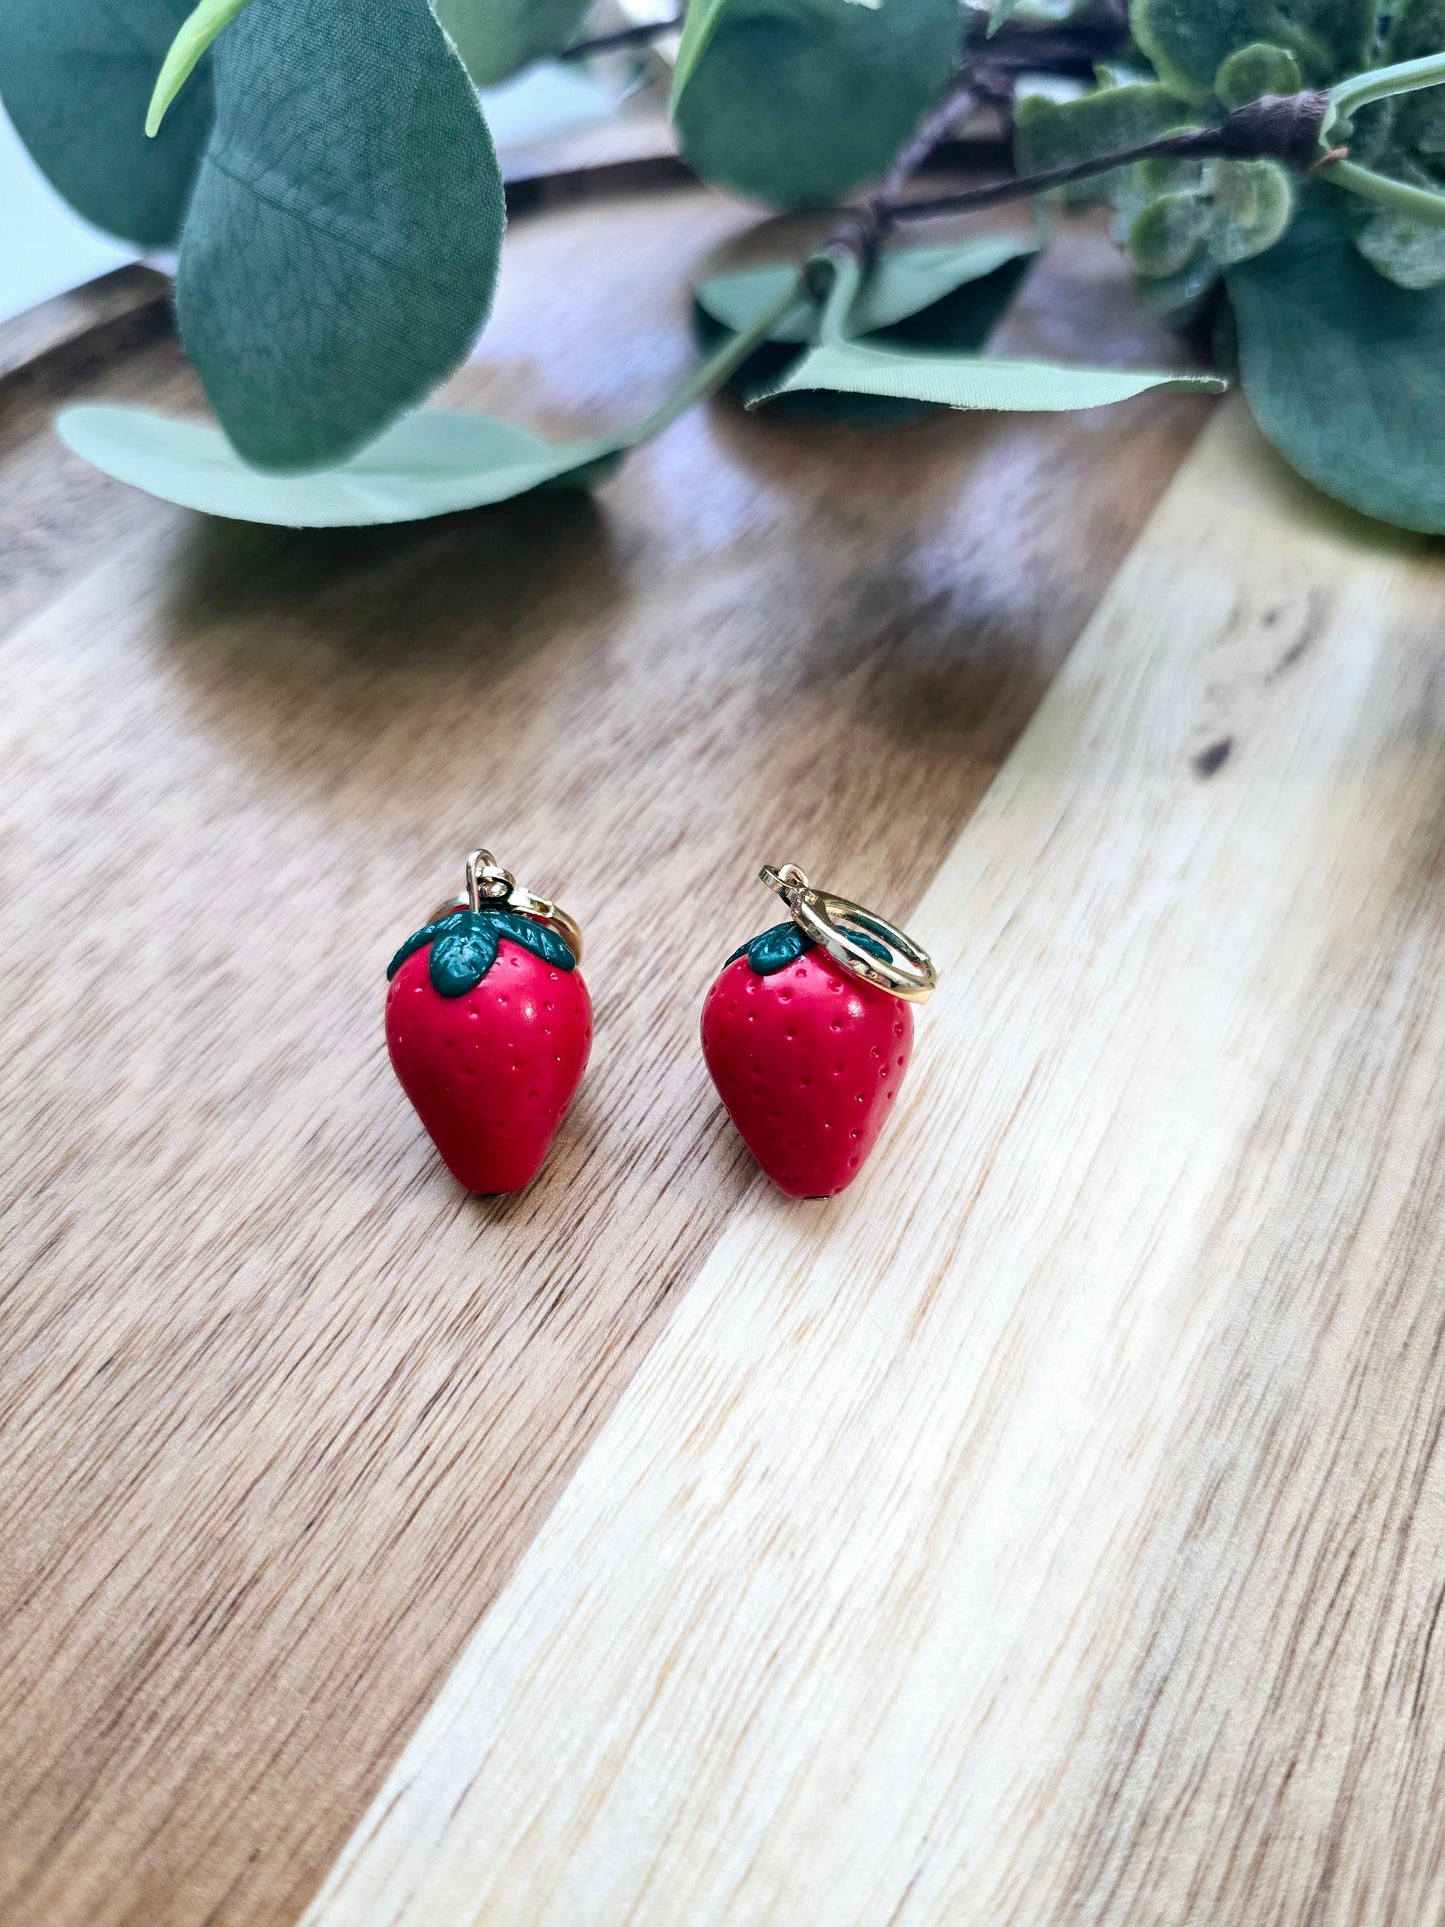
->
(0, 193, 1206, 1926)
(308, 400, 1445, 1927)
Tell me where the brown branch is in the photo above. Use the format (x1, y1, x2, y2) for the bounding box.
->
(886, 90, 1332, 228)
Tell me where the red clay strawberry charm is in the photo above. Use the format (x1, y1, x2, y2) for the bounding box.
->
(385, 849, 590, 1194)
(701, 863, 937, 1199)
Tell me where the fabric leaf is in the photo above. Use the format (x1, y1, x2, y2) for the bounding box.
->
(175, 0, 506, 472)
(1227, 195, 1445, 531)
(436, 0, 594, 86)
(752, 338, 1225, 412)
(674, 0, 962, 208)
(0, 0, 214, 245)
(695, 235, 1038, 345)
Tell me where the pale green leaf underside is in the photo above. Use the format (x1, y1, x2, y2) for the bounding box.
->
(987, 0, 1026, 30)
(56, 408, 623, 528)
(146, 0, 251, 134)
(753, 339, 1226, 411)
(697, 235, 1038, 343)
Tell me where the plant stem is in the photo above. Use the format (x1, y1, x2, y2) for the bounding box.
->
(1323, 157, 1445, 225)
(558, 11, 682, 62)
(1327, 50, 1445, 125)
(888, 93, 1331, 227)
(633, 278, 808, 438)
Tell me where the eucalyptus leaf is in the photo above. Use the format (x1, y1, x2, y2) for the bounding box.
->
(696, 234, 1039, 344)
(436, 0, 593, 87)
(1227, 195, 1445, 530)
(0, 0, 213, 245)
(56, 408, 625, 527)
(753, 338, 1226, 411)
(670, 0, 732, 109)
(1129, 0, 1377, 99)
(146, 0, 251, 134)
(176, 0, 506, 472)
(57, 264, 806, 525)
(674, 0, 961, 208)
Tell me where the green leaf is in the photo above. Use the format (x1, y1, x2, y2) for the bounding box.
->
(1227, 195, 1445, 531)
(0, 0, 214, 245)
(57, 259, 807, 525)
(428, 915, 501, 997)
(1207, 158, 1292, 265)
(1014, 82, 1195, 204)
(753, 338, 1226, 411)
(670, 0, 732, 111)
(487, 909, 577, 970)
(175, 0, 506, 473)
(727, 921, 816, 973)
(1129, 193, 1211, 276)
(1354, 206, 1445, 287)
(57, 408, 625, 527)
(695, 234, 1039, 344)
(146, 0, 250, 135)
(987, 0, 1027, 29)
(1213, 42, 1301, 109)
(436, 0, 593, 87)
(1129, 0, 1377, 99)
(674, 0, 961, 208)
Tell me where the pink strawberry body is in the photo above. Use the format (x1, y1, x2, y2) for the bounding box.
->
(386, 931, 591, 1194)
(701, 938, 913, 1198)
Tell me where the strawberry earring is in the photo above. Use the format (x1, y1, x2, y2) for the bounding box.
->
(385, 848, 591, 1194)
(701, 863, 937, 1199)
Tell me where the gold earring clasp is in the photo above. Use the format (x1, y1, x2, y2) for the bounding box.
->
(760, 862, 936, 1003)
(428, 847, 585, 964)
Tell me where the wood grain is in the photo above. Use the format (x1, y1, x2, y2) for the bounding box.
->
(0, 187, 1207, 1927)
(307, 401, 1445, 1927)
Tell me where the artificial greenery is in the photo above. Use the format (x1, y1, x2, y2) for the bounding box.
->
(8, 0, 1445, 529)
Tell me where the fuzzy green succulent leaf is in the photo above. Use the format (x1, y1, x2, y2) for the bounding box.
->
(1130, 0, 1377, 99)
(1129, 193, 1212, 276)
(1208, 159, 1293, 265)
(1214, 42, 1303, 108)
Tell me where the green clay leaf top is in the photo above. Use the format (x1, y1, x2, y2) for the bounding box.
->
(725, 918, 893, 975)
(388, 906, 577, 997)
(727, 920, 817, 974)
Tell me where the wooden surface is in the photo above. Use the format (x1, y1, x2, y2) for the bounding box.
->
(0, 183, 1207, 1927)
(307, 401, 1445, 1925)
